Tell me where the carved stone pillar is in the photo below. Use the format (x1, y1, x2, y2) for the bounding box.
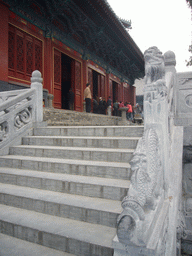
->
(113, 47, 170, 255)
(31, 70, 43, 122)
(119, 107, 128, 123)
(47, 94, 54, 108)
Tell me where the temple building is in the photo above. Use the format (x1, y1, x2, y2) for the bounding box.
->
(0, 0, 144, 111)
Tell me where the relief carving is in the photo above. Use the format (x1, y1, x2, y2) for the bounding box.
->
(117, 128, 163, 245)
(185, 94, 192, 108)
(117, 47, 166, 248)
(144, 46, 165, 85)
(0, 121, 8, 143)
(14, 107, 32, 129)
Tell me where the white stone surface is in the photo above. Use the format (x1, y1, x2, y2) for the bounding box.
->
(31, 70, 43, 123)
(0, 204, 115, 255)
(114, 47, 182, 256)
(175, 71, 192, 126)
(0, 233, 74, 256)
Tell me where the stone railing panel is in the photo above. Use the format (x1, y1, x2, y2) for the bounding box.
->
(0, 70, 43, 155)
(175, 72, 192, 126)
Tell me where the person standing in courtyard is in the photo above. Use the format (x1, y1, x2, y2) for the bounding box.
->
(68, 88, 74, 110)
(113, 99, 119, 116)
(84, 83, 92, 113)
(107, 96, 112, 116)
(127, 102, 133, 121)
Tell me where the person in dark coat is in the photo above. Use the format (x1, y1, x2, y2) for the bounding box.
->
(98, 97, 103, 114)
(93, 97, 99, 114)
(103, 98, 107, 115)
(68, 88, 74, 110)
(113, 100, 119, 116)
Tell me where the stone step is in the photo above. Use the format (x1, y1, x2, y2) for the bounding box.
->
(0, 204, 115, 256)
(0, 183, 122, 227)
(0, 155, 132, 180)
(22, 135, 139, 149)
(0, 168, 130, 200)
(34, 125, 144, 137)
(9, 145, 134, 163)
(0, 233, 75, 256)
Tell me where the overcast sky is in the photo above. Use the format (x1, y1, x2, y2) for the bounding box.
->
(107, 0, 192, 72)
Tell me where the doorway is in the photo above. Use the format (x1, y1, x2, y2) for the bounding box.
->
(112, 81, 118, 103)
(61, 53, 72, 110)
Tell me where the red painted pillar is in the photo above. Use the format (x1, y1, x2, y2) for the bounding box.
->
(106, 73, 109, 100)
(44, 38, 53, 94)
(131, 85, 136, 105)
(0, 1, 9, 83)
(82, 59, 88, 111)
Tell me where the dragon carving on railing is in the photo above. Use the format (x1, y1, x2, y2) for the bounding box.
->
(115, 47, 171, 253)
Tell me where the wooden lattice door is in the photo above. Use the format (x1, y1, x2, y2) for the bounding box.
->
(8, 24, 42, 82)
(53, 49, 62, 108)
(71, 60, 81, 111)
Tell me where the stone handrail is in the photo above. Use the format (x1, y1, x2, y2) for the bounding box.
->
(0, 70, 43, 155)
(113, 48, 183, 256)
(0, 88, 35, 113)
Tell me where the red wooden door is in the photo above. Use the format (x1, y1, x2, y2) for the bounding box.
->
(8, 24, 43, 83)
(72, 60, 81, 111)
(53, 49, 62, 108)
(109, 79, 113, 101)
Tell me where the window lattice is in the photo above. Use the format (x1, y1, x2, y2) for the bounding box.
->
(8, 24, 43, 81)
(8, 31, 15, 69)
(75, 61, 81, 90)
(35, 43, 42, 71)
(26, 40, 33, 75)
(16, 35, 24, 72)
(54, 53, 61, 84)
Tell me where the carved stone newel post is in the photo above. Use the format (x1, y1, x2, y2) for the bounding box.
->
(31, 70, 43, 123)
(113, 47, 170, 255)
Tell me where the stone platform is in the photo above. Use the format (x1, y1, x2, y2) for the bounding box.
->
(43, 108, 124, 126)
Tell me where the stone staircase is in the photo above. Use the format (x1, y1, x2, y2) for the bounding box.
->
(0, 125, 144, 256)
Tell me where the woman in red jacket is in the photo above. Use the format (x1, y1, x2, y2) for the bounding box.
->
(127, 102, 133, 121)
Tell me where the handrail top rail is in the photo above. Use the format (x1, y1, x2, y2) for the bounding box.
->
(0, 88, 36, 113)
(0, 88, 29, 96)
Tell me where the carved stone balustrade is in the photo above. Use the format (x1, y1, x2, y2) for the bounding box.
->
(0, 70, 43, 155)
(119, 107, 128, 123)
(113, 47, 183, 256)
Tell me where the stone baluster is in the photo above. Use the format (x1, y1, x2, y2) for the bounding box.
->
(48, 94, 54, 108)
(119, 107, 128, 124)
(31, 70, 43, 122)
